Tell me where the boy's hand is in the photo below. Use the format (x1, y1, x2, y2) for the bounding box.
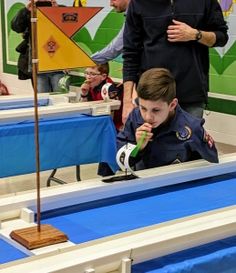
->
(80, 80, 90, 96)
(135, 123, 153, 150)
(80, 80, 90, 101)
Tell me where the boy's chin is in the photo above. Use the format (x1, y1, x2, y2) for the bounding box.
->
(151, 123, 159, 128)
(145, 122, 159, 128)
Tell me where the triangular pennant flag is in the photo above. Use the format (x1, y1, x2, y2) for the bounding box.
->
(38, 7, 102, 38)
(37, 9, 95, 72)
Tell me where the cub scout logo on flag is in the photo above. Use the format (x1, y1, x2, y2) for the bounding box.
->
(37, 7, 101, 72)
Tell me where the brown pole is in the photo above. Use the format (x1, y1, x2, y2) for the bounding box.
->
(30, 0, 41, 232)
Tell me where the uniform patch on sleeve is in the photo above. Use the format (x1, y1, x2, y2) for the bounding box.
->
(176, 126, 192, 141)
(203, 130, 214, 148)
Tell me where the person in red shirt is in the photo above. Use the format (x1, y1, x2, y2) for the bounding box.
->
(80, 63, 123, 176)
(80, 63, 123, 130)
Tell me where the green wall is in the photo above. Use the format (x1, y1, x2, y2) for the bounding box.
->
(2, 1, 236, 113)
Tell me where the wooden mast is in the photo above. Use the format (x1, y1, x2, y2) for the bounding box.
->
(30, 0, 41, 232)
(10, 0, 68, 249)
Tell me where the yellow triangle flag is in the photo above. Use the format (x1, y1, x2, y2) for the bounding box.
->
(37, 9, 95, 72)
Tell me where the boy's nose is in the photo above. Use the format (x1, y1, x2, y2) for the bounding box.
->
(145, 112, 153, 123)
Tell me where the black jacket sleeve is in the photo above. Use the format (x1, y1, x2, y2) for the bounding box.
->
(205, 0, 228, 47)
(122, 1, 143, 83)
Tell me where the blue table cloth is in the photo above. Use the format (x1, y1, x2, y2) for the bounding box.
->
(0, 114, 118, 177)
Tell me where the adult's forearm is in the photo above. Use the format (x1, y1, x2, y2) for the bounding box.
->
(123, 81, 134, 103)
(197, 30, 216, 47)
(91, 45, 122, 64)
(122, 81, 135, 124)
(91, 26, 124, 64)
(196, 29, 228, 48)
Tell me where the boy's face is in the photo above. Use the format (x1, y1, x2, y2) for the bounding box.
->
(139, 98, 178, 128)
(84, 67, 106, 88)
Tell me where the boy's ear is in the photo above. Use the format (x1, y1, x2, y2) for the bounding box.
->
(101, 73, 107, 80)
(169, 98, 178, 111)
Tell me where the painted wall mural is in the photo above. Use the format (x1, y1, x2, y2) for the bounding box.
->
(211, 0, 236, 96)
(1, 0, 236, 95)
(1, 0, 124, 78)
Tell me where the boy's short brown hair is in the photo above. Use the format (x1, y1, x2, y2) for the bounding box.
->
(137, 68, 176, 104)
(95, 63, 109, 75)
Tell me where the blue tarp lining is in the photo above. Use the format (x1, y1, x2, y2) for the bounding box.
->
(0, 238, 28, 264)
(132, 235, 236, 273)
(0, 98, 49, 110)
(41, 173, 236, 244)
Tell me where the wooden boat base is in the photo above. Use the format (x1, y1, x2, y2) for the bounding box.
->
(10, 224, 68, 250)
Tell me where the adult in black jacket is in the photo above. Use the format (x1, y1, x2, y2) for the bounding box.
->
(11, 0, 64, 92)
(122, 0, 228, 122)
(11, 5, 31, 80)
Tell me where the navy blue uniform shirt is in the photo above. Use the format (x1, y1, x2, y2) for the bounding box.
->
(117, 105, 218, 170)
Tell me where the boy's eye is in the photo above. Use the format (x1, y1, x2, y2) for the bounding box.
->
(152, 109, 160, 113)
(140, 107, 147, 112)
(84, 72, 101, 77)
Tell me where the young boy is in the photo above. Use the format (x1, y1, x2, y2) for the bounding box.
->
(117, 68, 218, 170)
(80, 63, 123, 130)
(80, 63, 123, 176)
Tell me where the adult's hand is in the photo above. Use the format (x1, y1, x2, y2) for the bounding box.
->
(167, 19, 216, 47)
(26, 1, 32, 10)
(167, 19, 196, 42)
(122, 101, 135, 125)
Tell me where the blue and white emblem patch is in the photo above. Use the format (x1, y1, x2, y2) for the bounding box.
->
(176, 126, 192, 141)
